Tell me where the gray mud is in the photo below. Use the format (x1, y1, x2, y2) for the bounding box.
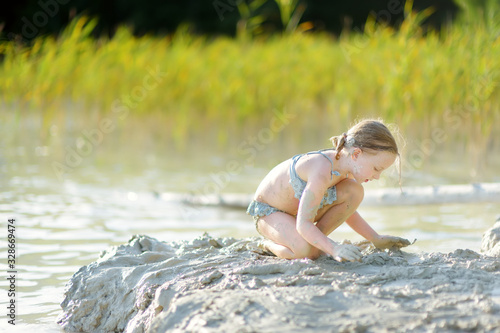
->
(58, 224, 500, 333)
(482, 220, 500, 257)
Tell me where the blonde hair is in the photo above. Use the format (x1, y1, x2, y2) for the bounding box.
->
(330, 119, 401, 184)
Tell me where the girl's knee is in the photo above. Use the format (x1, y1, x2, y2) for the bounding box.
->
(304, 248, 321, 260)
(293, 245, 320, 259)
(338, 179, 364, 205)
(263, 238, 317, 259)
(291, 242, 321, 259)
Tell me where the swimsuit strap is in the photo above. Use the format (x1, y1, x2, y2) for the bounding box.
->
(291, 149, 340, 181)
(306, 149, 338, 180)
(290, 153, 303, 181)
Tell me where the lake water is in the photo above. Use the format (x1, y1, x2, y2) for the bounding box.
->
(1, 168, 499, 332)
(1, 120, 499, 332)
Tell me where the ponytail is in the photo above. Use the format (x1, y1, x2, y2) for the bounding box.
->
(331, 133, 348, 160)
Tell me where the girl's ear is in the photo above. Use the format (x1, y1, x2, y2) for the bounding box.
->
(351, 148, 362, 160)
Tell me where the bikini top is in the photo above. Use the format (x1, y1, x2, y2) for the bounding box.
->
(289, 149, 340, 206)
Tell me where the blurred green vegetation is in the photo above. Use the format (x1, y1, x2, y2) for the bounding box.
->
(1, 0, 458, 39)
(0, 1, 499, 182)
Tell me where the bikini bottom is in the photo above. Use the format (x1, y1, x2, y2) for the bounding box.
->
(246, 200, 286, 226)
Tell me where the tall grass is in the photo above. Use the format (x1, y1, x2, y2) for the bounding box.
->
(0, 8, 499, 160)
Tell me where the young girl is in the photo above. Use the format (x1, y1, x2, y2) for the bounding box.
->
(247, 119, 411, 261)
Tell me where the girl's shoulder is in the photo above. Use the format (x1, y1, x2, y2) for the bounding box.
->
(299, 149, 336, 167)
(294, 150, 337, 181)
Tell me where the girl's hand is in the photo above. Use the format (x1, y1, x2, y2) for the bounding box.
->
(371, 235, 412, 249)
(330, 241, 362, 262)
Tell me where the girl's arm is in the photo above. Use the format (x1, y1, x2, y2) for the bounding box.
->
(345, 211, 379, 241)
(346, 211, 412, 249)
(296, 179, 335, 255)
(296, 171, 361, 261)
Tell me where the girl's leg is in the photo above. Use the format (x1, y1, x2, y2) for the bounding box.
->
(257, 179, 364, 259)
(297, 179, 364, 258)
(315, 179, 364, 235)
(256, 212, 316, 259)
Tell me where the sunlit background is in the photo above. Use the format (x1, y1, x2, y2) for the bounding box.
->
(1, 0, 499, 331)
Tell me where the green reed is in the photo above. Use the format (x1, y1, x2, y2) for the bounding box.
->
(0, 9, 498, 156)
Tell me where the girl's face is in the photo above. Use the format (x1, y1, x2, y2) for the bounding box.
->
(349, 149, 396, 183)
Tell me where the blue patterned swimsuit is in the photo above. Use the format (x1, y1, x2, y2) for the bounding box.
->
(247, 149, 339, 223)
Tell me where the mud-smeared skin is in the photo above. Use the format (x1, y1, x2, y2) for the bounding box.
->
(59, 231, 500, 333)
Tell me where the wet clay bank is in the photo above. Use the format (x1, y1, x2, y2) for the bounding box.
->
(59, 221, 500, 333)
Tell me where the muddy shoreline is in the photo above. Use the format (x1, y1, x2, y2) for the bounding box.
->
(58, 222, 500, 332)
